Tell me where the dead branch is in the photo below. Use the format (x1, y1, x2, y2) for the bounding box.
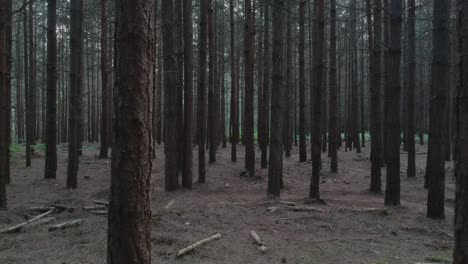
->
(176, 233, 222, 258)
(49, 219, 83, 232)
(0, 209, 55, 235)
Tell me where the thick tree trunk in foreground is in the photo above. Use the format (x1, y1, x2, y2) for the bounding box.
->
(99, 0, 111, 159)
(107, 1, 154, 262)
(44, 0, 58, 179)
(310, 0, 324, 200)
(67, 0, 84, 189)
(268, 0, 284, 197)
(183, 0, 194, 189)
(384, 0, 402, 206)
(328, 0, 338, 173)
(454, 1, 468, 261)
(427, 0, 450, 219)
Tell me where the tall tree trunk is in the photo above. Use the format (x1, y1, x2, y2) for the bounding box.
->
(45, 0, 58, 179)
(329, 0, 338, 173)
(351, 0, 361, 154)
(99, 0, 110, 159)
(284, 11, 292, 158)
(15, 21, 24, 143)
(67, 0, 84, 189)
(183, 0, 194, 188)
(197, 0, 208, 182)
(24, 0, 31, 167)
(310, 0, 325, 200)
(208, 0, 217, 163)
(454, 1, 468, 261)
(426, 0, 450, 219)
(163, 0, 179, 190)
(28, 2, 37, 143)
(230, 0, 238, 162)
(406, 0, 416, 178)
(369, 0, 383, 193)
(107, 0, 154, 262)
(244, 0, 256, 177)
(268, 0, 284, 197)
(384, 0, 402, 206)
(0, 0, 9, 208)
(260, 3, 270, 169)
(299, 0, 307, 162)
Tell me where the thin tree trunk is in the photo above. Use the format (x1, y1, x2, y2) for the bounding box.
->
(244, 0, 255, 177)
(230, 0, 238, 162)
(99, 0, 110, 159)
(197, 0, 208, 181)
(0, 0, 9, 208)
(299, 0, 307, 162)
(260, 3, 270, 169)
(329, 0, 338, 173)
(406, 0, 416, 178)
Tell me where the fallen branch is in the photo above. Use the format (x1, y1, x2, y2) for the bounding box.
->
(83, 205, 107, 211)
(435, 226, 454, 239)
(176, 233, 222, 258)
(27, 206, 55, 212)
(0, 209, 55, 234)
(49, 219, 83, 232)
(250, 230, 268, 253)
(287, 206, 327, 213)
(94, 200, 109, 207)
(164, 200, 175, 210)
(52, 204, 75, 212)
(90, 210, 108, 215)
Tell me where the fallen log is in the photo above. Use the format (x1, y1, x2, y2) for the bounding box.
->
(27, 206, 55, 213)
(49, 219, 83, 232)
(176, 233, 222, 258)
(0, 209, 55, 234)
(52, 204, 75, 212)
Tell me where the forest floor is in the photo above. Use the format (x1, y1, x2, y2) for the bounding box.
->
(0, 141, 455, 264)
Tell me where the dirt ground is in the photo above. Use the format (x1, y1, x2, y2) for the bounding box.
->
(0, 142, 455, 264)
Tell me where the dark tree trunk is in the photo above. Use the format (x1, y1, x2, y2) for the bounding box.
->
(15, 20, 24, 143)
(208, 0, 217, 163)
(350, 0, 361, 154)
(329, 0, 338, 173)
(107, 0, 154, 262)
(406, 0, 416, 178)
(369, 0, 383, 193)
(99, 0, 111, 159)
(0, 0, 9, 208)
(284, 11, 292, 159)
(182, 0, 194, 189)
(197, 0, 208, 181)
(310, 0, 325, 200)
(163, 0, 179, 190)
(24, 0, 31, 167)
(67, 0, 84, 189)
(426, 0, 450, 219)
(454, 1, 468, 261)
(268, 0, 284, 197)
(45, 0, 58, 179)
(260, 3, 270, 169)
(384, 0, 402, 206)
(299, 0, 307, 163)
(230, 0, 239, 163)
(244, 0, 255, 177)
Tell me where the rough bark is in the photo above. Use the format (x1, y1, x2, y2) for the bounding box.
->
(0, 0, 8, 208)
(198, 0, 208, 181)
(45, 0, 58, 179)
(426, 0, 450, 219)
(329, 0, 338, 173)
(183, 0, 194, 189)
(107, 0, 154, 262)
(99, 0, 111, 159)
(310, 0, 325, 200)
(163, 0, 179, 190)
(67, 0, 83, 189)
(260, 3, 270, 169)
(384, 0, 402, 206)
(454, 1, 468, 261)
(244, 0, 255, 177)
(208, 0, 217, 163)
(407, 0, 416, 178)
(267, 0, 284, 197)
(230, 0, 239, 163)
(299, 0, 307, 163)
